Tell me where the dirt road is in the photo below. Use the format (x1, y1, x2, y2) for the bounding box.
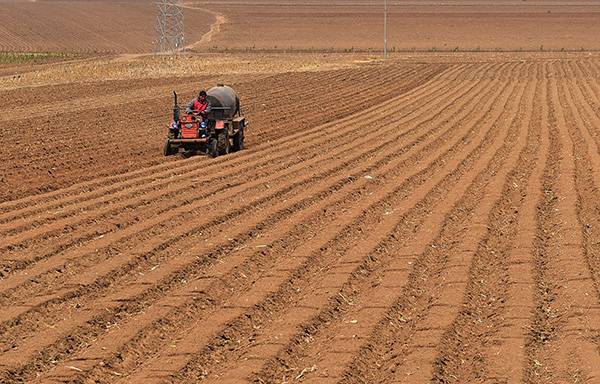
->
(1, 56, 600, 383)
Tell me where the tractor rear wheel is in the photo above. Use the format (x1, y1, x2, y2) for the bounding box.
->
(208, 138, 219, 158)
(232, 128, 244, 152)
(217, 131, 229, 156)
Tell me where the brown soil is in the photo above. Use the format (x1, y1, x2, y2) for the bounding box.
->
(0, 0, 211, 53)
(1, 51, 600, 384)
(194, 0, 600, 52)
(4, 1, 600, 54)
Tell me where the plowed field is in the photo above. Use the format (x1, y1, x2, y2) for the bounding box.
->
(0, 0, 211, 53)
(2, 55, 600, 384)
(4, 0, 600, 54)
(192, 0, 600, 52)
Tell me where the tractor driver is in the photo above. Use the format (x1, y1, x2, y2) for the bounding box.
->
(186, 90, 212, 138)
(186, 90, 212, 118)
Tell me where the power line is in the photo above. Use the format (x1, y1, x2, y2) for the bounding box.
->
(155, 0, 185, 53)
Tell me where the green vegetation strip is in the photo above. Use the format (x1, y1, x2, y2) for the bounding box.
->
(0, 52, 78, 64)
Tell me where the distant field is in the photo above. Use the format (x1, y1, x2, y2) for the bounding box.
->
(0, 0, 211, 53)
(2, 0, 600, 53)
(192, 0, 600, 52)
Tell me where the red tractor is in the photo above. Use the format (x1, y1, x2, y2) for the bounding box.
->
(164, 85, 247, 158)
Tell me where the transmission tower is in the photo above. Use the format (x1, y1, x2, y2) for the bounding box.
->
(155, 0, 185, 53)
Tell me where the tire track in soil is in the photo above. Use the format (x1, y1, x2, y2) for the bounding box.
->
(525, 61, 600, 384)
(335, 62, 535, 384)
(0, 63, 486, 380)
(0, 63, 468, 316)
(239, 62, 527, 384)
(146, 63, 523, 384)
(429, 61, 543, 384)
(30, 61, 504, 382)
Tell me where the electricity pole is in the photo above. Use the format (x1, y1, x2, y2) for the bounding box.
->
(384, 0, 388, 59)
(155, 0, 185, 53)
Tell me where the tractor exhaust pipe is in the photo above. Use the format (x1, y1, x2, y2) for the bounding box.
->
(173, 91, 180, 122)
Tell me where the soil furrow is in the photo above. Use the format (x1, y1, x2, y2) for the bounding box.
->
(476, 62, 549, 384)
(36, 62, 509, 384)
(0, 63, 494, 380)
(544, 61, 600, 381)
(0, 63, 482, 310)
(8, 54, 599, 384)
(336, 62, 535, 384)
(0, 66, 462, 268)
(430, 62, 542, 383)
(237, 62, 528, 384)
(569, 61, 600, 156)
(0, 62, 447, 205)
(564, 60, 600, 299)
(0, 65, 460, 248)
(144, 63, 524, 384)
(0, 63, 451, 229)
(525, 62, 600, 383)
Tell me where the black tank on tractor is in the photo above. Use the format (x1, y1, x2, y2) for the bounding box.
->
(163, 85, 247, 158)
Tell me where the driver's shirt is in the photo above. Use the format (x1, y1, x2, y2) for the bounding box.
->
(186, 98, 211, 114)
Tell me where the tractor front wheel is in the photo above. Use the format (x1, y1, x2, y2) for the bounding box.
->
(163, 140, 175, 156)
